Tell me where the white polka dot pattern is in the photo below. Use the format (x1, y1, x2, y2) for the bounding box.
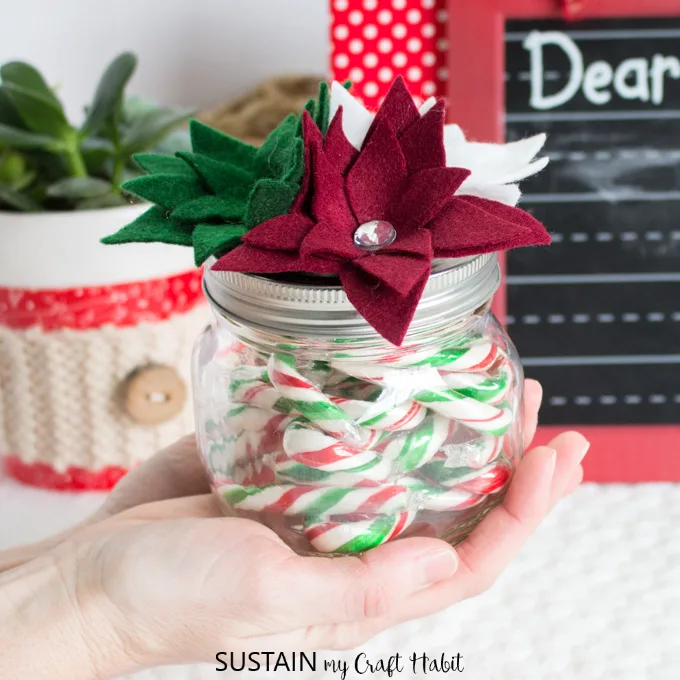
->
(331, 0, 449, 108)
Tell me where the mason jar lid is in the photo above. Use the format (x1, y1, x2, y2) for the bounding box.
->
(203, 253, 500, 339)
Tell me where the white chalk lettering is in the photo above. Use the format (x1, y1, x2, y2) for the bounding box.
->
(523, 30, 680, 109)
(582, 61, 613, 105)
(650, 54, 680, 105)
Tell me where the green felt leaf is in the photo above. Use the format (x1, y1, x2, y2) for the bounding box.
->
(192, 223, 247, 265)
(171, 194, 246, 222)
(0, 62, 70, 137)
(76, 193, 129, 210)
(122, 106, 194, 155)
(282, 137, 304, 185)
(0, 122, 58, 150)
(133, 152, 194, 177)
(81, 52, 137, 136)
(177, 151, 253, 199)
(122, 172, 204, 209)
(101, 205, 193, 246)
(47, 176, 112, 199)
(255, 114, 297, 177)
(0, 182, 41, 211)
(189, 119, 258, 167)
(315, 81, 330, 134)
(244, 178, 296, 229)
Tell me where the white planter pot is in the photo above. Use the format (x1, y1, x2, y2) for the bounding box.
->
(0, 205, 209, 490)
(0, 203, 195, 288)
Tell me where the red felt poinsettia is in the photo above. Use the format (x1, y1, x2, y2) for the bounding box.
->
(213, 77, 550, 345)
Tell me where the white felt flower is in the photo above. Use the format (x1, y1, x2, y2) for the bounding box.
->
(329, 82, 548, 207)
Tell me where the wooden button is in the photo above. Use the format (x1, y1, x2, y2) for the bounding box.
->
(122, 365, 187, 425)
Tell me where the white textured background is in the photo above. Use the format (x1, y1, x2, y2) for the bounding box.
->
(2, 471, 679, 680)
(0, 0, 330, 119)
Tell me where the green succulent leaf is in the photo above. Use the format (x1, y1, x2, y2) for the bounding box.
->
(101, 205, 193, 246)
(47, 176, 112, 199)
(0, 88, 25, 128)
(133, 152, 194, 177)
(122, 172, 205, 209)
(81, 52, 137, 136)
(0, 182, 41, 211)
(192, 223, 247, 266)
(0, 122, 60, 150)
(0, 62, 70, 137)
(171, 195, 246, 223)
(122, 106, 195, 155)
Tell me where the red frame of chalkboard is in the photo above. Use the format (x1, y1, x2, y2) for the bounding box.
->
(447, 0, 680, 482)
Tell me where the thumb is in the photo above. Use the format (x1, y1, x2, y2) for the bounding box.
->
(279, 537, 459, 626)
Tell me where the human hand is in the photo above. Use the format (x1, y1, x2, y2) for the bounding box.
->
(1, 379, 587, 680)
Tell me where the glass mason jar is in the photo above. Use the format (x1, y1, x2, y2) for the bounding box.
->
(193, 253, 523, 555)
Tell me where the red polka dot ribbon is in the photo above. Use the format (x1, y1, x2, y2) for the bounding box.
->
(330, 0, 450, 109)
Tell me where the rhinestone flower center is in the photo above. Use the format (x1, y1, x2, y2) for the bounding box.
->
(353, 220, 397, 251)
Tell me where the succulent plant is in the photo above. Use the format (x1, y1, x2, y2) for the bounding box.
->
(102, 83, 333, 266)
(0, 53, 193, 212)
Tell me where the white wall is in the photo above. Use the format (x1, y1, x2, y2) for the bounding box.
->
(1, 0, 330, 121)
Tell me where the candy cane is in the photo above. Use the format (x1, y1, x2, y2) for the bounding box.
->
(282, 419, 381, 471)
(304, 511, 417, 553)
(419, 457, 513, 493)
(376, 414, 454, 473)
(413, 389, 513, 436)
(418, 340, 501, 372)
(268, 353, 361, 442)
(274, 454, 391, 486)
(219, 482, 411, 517)
(440, 364, 512, 404)
(331, 396, 427, 431)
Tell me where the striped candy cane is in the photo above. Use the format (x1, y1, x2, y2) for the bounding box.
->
(219, 482, 411, 517)
(376, 414, 454, 473)
(413, 389, 513, 436)
(420, 457, 513, 493)
(304, 511, 417, 553)
(268, 353, 361, 442)
(331, 396, 428, 431)
(282, 418, 381, 471)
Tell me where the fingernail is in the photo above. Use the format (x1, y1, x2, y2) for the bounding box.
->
(579, 440, 591, 462)
(420, 547, 459, 586)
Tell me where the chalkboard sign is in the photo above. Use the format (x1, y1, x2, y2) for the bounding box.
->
(447, 0, 680, 481)
(505, 17, 680, 427)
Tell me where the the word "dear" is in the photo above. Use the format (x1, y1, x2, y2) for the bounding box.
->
(523, 30, 680, 110)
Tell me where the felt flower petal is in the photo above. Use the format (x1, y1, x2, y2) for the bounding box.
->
(346, 118, 408, 224)
(399, 100, 446, 174)
(368, 76, 420, 141)
(324, 107, 359, 174)
(212, 244, 307, 273)
(445, 125, 548, 204)
(388, 167, 470, 233)
(356, 253, 431, 296)
(429, 195, 551, 258)
(300, 221, 358, 262)
(311, 139, 356, 229)
(329, 81, 374, 150)
(341, 266, 430, 346)
(381, 228, 433, 259)
(459, 182, 522, 207)
(243, 213, 315, 251)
